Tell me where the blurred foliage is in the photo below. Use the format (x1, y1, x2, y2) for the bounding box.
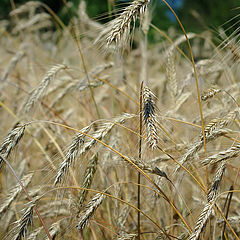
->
(0, 0, 239, 36)
(178, 0, 240, 34)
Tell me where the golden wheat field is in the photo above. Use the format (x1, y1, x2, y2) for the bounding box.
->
(0, 1, 240, 239)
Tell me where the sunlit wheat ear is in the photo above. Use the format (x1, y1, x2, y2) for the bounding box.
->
(54, 113, 134, 185)
(77, 154, 98, 208)
(188, 161, 226, 240)
(202, 143, 240, 166)
(167, 50, 177, 99)
(10, 201, 36, 240)
(76, 193, 105, 231)
(95, 0, 150, 48)
(175, 128, 229, 173)
(0, 124, 26, 168)
(201, 88, 221, 101)
(24, 64, 67, 113)
(142, 85, 159, 149)
(0, 173, 33, 215)
(200, 110, 238, 140)
(54, 125, 91, 185)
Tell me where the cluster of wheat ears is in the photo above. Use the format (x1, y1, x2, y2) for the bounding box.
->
(0, 0, 240, 239)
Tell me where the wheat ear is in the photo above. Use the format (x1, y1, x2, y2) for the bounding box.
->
(0, 124, 26, 168)
(142, 85, 159, 149)
(54, 125, 90, 185)
(76, 193, 105, 231)
(24, 64, 66, 112)
(0, 173, 33, 214)
(202, 143, 240, 166)
(201, 88, 221, 101)
(188, 161, 226, 240)
(10, 201, 36, 240)
(77, 153, 98, 208)
(95, 0, 150, 48)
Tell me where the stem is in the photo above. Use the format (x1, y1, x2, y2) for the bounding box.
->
(137, 81, 143, 240)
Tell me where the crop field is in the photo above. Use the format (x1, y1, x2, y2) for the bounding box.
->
(0, 1, 240, 239)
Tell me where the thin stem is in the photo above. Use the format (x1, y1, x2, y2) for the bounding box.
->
(160, 0, 207, 156)
(137, 81, 143, 240)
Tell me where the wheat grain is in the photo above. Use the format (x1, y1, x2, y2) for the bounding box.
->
(175, 128, 230, 172)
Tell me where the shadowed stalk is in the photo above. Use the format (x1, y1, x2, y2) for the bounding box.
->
(221, 185, 234, 239)
(137, 81, 143, 240)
